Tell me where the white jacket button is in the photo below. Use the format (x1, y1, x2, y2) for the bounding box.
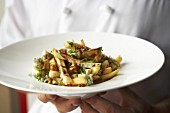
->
(63, 7, 72, 15)
(100, 5, 115, 13)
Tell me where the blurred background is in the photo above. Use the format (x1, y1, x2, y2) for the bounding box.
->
(0, 0, 36, 113)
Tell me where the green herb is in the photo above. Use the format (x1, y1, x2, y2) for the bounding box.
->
(81, 58, 87, 62)
(87, 59, 96, 63)
(44, 70, 49, 76)
(109, 57, 120, 67)
(81, 58, 96, 63)
(100, 56, 108, 63)
(65, 61, 72, 69)
(80, 64, 86, 74)
(99, 47, 103, 52)
(37, 76, 41, 81)
(68, 40, 74, 47)
(109, 57, 115, 63)
(40, 77, 45, 82)
(68, 50, 80, 58)
(34, 57, 44, 70)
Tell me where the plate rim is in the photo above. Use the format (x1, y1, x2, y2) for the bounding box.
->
(0, 32, 165, 95)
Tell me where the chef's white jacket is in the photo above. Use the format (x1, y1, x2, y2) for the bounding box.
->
(0, 0, 170, 113)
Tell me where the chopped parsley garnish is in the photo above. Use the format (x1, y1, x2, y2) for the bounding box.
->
(87, 59, 96, 63)
(100, 56, 108, 63)
(68, 50, 80, 58)
(68, 40, 74, 47)
(81, 58, 96, 63)
(81, 58, 87, 62)
(109, 57, 120, 67)
(80, 64, 86, 74)
(99, 47, 103, 52)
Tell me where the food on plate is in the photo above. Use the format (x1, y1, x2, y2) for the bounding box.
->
(30, 39, 122, 87)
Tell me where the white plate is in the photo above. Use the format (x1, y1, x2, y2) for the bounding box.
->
(0, 32, 165, 99)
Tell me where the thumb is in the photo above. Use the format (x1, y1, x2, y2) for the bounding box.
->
(38, 94, 57, 103)
(117, 87, 145, 107)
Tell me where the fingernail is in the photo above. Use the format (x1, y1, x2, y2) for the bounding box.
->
(72, 101, 81, 107)
(72, 104, 79, 107)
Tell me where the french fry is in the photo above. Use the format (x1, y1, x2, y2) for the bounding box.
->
(102, 60, 109, 68)
(62, 76, 73, 84)
(115, 55, 122, 63)
(51, 48, 64, 60)
(101, 69, 120, 80)
(103, 67, 112, 75)
(73, 76, 87, 85)
(93, 75, 101, 80)
(49, 70, 60, 78)
(92, 65, 101, 75)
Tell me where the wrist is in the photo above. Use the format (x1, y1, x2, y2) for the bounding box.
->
(151, 100, 170, 113)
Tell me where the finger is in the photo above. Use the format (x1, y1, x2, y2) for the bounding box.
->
(52, 98, 81, 112)
(52, 98, 81, 107)
(118, 87, 153, 112)
(118, 87, 140, 100)
(85, 95, 134, 113)
(38, 94, 81, 112)
(38, 94, 57, 103)
(80, 101, 99, 113)
(117, 87, 145, 106)
(69, 98, 82, 107)
(85, 95, 122, 113)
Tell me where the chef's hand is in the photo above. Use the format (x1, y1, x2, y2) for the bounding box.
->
(38, 94, 81, 113)
(80, 87, 154, 113)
